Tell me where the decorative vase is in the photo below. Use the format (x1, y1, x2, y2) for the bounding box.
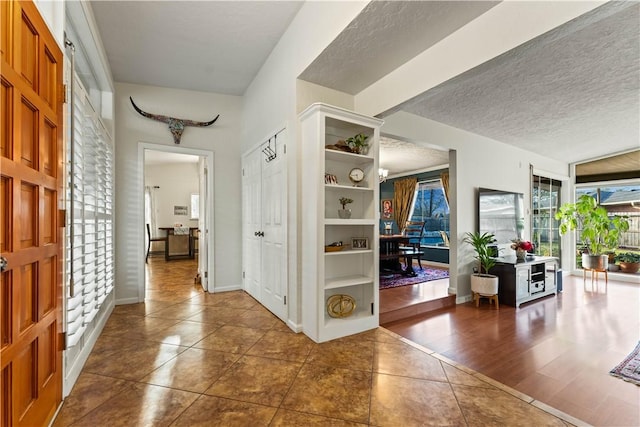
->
(516, 248, 526, 261)
(338, 209, 351, 219)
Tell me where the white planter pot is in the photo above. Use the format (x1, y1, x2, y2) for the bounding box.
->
(471, 273, 499, 295)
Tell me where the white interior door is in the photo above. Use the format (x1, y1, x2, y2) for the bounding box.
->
(242, 149, 262, 299)
(241, 133, 288, 321)
(261, 134, 287, 319)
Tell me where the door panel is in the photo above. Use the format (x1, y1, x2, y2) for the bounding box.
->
(242, 149, 262, 299)
(0, 1, 63, 425)
(261, 138, 286, 319)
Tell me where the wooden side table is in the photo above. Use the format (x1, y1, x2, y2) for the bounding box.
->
(583, 267, 607, 285)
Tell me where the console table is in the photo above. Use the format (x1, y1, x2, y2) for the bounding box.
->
(489, 256, 558, 307)
(158, 227, 198, 260)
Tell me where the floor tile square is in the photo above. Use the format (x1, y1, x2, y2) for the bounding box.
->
(141, 347, 240, 393)
(374, 340, 447, 382)
(246, 330, 315, 362)
(306, 338, 374, 371)
(192, 324, 266, 353)
(205, 355, 301, 406)
(282, 364, 371, 423)
(171, 395, 277, 426)
(370, 373, 466, 426)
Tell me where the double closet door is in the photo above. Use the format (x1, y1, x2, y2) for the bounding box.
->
(242, 134, 287, 321)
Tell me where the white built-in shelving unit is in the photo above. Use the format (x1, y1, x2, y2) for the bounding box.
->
(299, 103, 383, 343)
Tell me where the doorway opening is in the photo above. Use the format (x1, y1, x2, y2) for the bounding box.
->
(140, 143, 214, 300)
(378, 137, 455, 324)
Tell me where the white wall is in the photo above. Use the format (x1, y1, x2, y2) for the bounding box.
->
(242, 1, 368, 328)
(114, 82, 243, 302)
(145, 163, 199, 229)
(382, 111, 569, 299)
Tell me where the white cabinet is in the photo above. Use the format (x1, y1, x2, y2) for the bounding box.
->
(493, 256, 558, 307)
(299, 103, 383, 343)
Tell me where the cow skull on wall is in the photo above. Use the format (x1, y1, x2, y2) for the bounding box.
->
(130, 97, 219, 144)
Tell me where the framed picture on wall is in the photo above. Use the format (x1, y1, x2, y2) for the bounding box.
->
(381, 199, 393, 219)
(174, 205, 188, 216)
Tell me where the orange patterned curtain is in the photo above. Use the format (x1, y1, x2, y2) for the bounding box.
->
(440, 171, 450, 206)
(393, 177, 417, 234)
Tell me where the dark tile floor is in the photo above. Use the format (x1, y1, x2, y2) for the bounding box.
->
(53, 258, 585, 426)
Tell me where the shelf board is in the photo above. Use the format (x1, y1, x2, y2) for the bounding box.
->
(324, 219, 375, 225)
(325, 275, 373, 290)
(324, 183, 373, 192)
(324, 310, 374, 326)
(325, 149, 374, 164)
(324, 248, 373, 256)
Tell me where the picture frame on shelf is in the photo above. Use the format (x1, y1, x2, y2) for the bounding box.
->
(325, 173, 338, 185)
(351, 237, 369, 250)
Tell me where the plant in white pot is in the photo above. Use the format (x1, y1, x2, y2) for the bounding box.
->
(338, 197, 353, 219)
(555, 195, 630, 271)
(464, 231, 499, 307)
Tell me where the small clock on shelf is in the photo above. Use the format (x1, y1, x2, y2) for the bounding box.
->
(348, 168, 365, 186)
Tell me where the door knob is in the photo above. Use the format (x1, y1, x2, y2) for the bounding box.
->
(0, 256, 7, 272)
(258, 231, 265, 237)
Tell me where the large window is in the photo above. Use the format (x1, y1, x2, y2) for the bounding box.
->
(532, 176, 561, 259)
(409, 179, 450, 246)
(576, 182, 640, 256)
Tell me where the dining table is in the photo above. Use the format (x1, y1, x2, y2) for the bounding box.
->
(379, 234, 419, 276)
(158, 227, 198, 260)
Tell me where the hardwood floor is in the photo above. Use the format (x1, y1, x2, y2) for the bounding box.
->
(384, 275, 640, 426)
(379, 262, 454, 323)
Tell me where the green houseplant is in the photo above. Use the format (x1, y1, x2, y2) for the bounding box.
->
(615, 252, 640, 273)
(555, 195, 630, 270)
(464, 232, 499, 305)
(345, 133, 369, 155)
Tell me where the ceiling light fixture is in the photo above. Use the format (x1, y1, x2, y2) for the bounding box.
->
(378, 168, 388, 183)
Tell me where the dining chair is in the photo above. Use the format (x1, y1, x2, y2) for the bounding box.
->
(400, 221, 426, 269)
(146, 224, 167, 263)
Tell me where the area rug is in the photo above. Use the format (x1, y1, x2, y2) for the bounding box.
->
(380, 267, 449, 290)
(610, 342, 640, 385)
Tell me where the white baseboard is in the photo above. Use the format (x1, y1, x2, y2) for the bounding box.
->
(287, 320, 303, 333)
(115, 297, 140, 305)
(456, 294, 472, 304)
(211, 284, 242, 293)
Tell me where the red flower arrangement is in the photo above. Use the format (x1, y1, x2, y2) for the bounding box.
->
(511, 239, 534, 251)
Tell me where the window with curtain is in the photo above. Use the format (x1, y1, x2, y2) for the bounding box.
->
(532, 176, 561, 261)
(409, 179, 450, 246)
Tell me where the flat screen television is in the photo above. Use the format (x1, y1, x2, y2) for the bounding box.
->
(478, 188, 525, 244)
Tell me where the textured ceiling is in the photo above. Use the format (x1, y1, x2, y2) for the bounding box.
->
(90, 1, 303, 95)
(299, 1, 498, 95)
(380, 137, 449, 176)
(386, 2, 640, 164)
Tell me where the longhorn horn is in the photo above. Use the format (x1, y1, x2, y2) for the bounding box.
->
(129, 97, 172, 124)
(129, 97, 220, 144)
(182, 115, 220, 127)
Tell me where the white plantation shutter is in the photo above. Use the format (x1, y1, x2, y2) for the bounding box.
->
(65, 75, 114, 348)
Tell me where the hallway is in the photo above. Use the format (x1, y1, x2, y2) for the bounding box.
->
(54, 258, 579, 426)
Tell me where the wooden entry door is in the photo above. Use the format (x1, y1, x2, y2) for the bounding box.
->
(1, 1, 64, 426)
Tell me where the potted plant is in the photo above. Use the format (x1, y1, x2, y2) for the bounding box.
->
(338, 197, 353, 219)
(464, 231, 499, 300)
(555, 195, 630, 271)
(615, 252, 640, 274)
(345, 133, 369, 155)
